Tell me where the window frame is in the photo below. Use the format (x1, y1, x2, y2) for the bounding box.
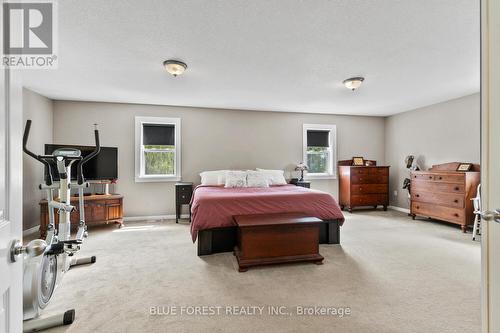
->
(135, 116, 181, 182)
(303, 124, 337, 179)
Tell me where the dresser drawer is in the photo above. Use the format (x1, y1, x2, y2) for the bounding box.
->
(411, 202, 464, 224)
(411, 190, 464, 208)
(411, 180, 464, 194)
(351, 194, 388, 206)
(412, 173, 435, 181)
(432, 174, 464, 183)
(106, 199, 121, 205)
(368, 168, 389, 176)
(411, 172, 464, 183)
(352, 184, 388, 194)
(176, 186, 192, 195)
(176, 192, 191, 204)
(351, 168, 369, 175)
(351, 174, 388, 184)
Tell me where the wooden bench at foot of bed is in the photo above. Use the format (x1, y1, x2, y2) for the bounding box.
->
(233, 213, 324, 272)
(197, 216, 340, 256)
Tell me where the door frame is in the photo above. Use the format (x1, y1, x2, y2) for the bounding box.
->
(481, 0, 500, 332)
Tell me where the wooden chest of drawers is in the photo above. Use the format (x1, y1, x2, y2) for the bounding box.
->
(338, 165, 390, 212)
(410, 163, 480, 232)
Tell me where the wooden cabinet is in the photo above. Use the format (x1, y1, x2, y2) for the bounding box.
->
(295, 181, 311, 188)
(338, 161, 390, 212)
(175, 182, 193, 223)
(410, 162, 480, 232)
(39, 194, 124, 238)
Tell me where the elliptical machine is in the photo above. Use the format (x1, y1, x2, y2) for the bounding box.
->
(18, 119, 100, 332)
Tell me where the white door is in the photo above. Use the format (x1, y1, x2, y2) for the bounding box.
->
(0, 67, 24, 332)
(482, 1, 500, 332)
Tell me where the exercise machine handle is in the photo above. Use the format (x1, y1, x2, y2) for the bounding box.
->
(76, 124, 101, 185)
(23, 120, 54, 185)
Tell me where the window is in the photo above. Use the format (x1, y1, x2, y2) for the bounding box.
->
(303, 124, 336, 179)
(135, 117, 181, 182)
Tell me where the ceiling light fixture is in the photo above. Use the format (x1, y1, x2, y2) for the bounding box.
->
(343, 77, 365, 91)
(163, 60, 187, 77)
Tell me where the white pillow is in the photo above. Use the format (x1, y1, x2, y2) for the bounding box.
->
(256, 168, 287, 185)
(246, 171, 269, 188)
(225, 171, 247, 188)
(200, 170, 227, 185)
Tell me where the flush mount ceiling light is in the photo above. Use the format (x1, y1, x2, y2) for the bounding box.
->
(163, 60, 187, 77)
(343, 77, 365, 91)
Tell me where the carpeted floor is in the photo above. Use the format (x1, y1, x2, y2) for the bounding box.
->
(35, 210, 480, 333)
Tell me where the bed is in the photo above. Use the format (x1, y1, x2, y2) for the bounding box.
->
(190, 184, 345, 255)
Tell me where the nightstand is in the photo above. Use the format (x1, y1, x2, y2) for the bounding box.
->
(175, 182, 193, 223)
(296, 181, 311, 188)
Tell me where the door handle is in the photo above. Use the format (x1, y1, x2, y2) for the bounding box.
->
(480, 209, 500, 223)
(9, 239, 47, 262)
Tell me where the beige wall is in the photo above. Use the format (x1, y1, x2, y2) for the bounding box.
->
(385, 93, 480, 209)
(22, 88, 53, 230)
(53, 101, 386, 218)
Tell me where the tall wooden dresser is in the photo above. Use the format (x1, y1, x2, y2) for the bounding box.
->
(338, 160, 390, 212)
(410, 162, 480, 232)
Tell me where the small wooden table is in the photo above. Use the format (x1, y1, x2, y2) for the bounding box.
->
(233, 213, 324, 272)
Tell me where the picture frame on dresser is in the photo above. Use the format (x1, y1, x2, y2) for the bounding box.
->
(457, 163, 472, 171)
(352, 157, 365, 166)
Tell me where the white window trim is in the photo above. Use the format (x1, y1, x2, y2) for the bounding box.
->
(303, 124, 337, 180)
(135, 116, 181, 182)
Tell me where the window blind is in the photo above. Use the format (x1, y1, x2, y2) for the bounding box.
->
(307, 130, 329, 147)
(142, 124, 175, 146)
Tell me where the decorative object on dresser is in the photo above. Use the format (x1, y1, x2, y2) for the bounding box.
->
(338, 159, 390, 212)
(295, 181, 311, 188)
(295, 162, 308, 181)
(39, 194, 123, 238)
(176, 182, 193, 223)
(233, 213, 324, 272)
(410, 162, 480, 232)
(352, 156, 365, 166)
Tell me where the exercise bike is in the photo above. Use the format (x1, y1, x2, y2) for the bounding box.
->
(14, 119, 100, 332)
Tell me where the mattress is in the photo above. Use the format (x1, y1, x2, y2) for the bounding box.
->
(190, 184, 345, 241)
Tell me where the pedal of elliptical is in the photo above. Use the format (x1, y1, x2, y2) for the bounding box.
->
(60, 239, 83, 245)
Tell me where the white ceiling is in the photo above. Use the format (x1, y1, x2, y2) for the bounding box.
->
(22, 0, 480, 116)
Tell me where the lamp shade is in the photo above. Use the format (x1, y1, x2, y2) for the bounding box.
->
(343, 77, 365, 91)
(163, 60, 187, 76)
(295, 162, 308, 171)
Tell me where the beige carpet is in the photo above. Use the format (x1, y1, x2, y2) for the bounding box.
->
(35, 210, 480, 333)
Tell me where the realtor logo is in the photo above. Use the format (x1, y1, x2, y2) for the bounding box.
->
(2, 1, 58, 68)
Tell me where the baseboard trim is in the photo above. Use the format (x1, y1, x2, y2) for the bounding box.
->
(123, 214, 189, 222)
(388, 206, 411, 214)
(23, 225, 39, 237)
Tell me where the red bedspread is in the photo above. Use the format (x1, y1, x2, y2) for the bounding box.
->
(190, 185, 345, 241)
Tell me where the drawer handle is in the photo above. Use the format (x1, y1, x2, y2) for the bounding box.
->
(438, 176, 443, 180)
(454, 187, 460, 191)
(429, 176, 433, 179)
(454, 213, 459, 217)
(416, 194, 420, 197)
(359, 187, 362, 191)
(454, 199, 459, 203)
(416, 206, 420, 209)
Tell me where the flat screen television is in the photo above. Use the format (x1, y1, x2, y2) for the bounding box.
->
(44, 144, 118, 181)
